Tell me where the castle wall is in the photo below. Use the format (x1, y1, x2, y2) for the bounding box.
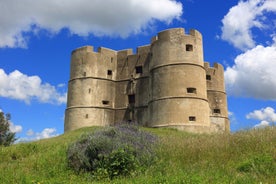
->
(65, 28, 229, 133)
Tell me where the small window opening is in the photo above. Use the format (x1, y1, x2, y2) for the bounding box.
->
(214, 109, 221, 114)
(85, 114, 89, 119)
(111, 57, 113, 63)
(186, 44, 193, 51)
(206, 75, 211, 80)
(128, 94, 135, 104)
(88, 88, 91, 93)
(187, 88, 197, 94)
(102, 100, 109, 105)
(135, 66, 143, 74)
(189, 116, 196, 121)
(83, 72, 86, 77)
(107, 70, 112, 75)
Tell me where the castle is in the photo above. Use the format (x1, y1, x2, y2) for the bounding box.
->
(64, 28, 230, 133)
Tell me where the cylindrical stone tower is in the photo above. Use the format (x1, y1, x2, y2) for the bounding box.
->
(64, 46, 116, 132)
(205, 62, 230, 132)
(148, 28, 210, 132)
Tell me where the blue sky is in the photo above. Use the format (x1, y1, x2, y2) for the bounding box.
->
(0, 0, 275, 141)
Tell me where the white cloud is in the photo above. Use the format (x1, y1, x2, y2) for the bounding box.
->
(57, 83, 66, 88)
(9, 121, 23, 133)
(17, 128, 59, 142)
(246, 107, 276, 128)
(253, 120, 270, 128)
(0, 68, 67, 104)
(0, 0, 183, 48)
(246, 107, 276, 122)
(33, 128, 58, 140)
(224, 44, 276, 99)
(228, 111, 234, 117)
(26, 129, 35, 136)
(221, 0, 276, 50)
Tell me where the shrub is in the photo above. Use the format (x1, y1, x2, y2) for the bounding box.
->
(67, 124, 158, 179)
(0, 112, 16, 146)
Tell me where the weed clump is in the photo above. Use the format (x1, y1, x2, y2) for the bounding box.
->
(67, 124, 158, 179)
(237, 154, 275, 175)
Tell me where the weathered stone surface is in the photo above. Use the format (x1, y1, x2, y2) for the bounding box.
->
(64, 28, 229, 133)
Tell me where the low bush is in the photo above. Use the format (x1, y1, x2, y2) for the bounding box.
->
(67, 124, 158, 179)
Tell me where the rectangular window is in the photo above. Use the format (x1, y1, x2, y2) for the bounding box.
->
(102, 100, 109, 105)
(107, 70, 112, 75)
(135, 66, 143, 74)
(88, 88, 91, 93)
(128, 94, 135, 104)
(85, 114, 89, 118)
(186, 44, 193, 51)
(206, 75, 211, 80)
(189, 116, 196, 121)
(187, 88, 197, 94)
(83, 72, 86, 77)
(214, 109, 221, 114)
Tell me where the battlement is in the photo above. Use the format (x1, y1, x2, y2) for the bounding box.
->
(71, 45, 93, 55)
(136, 45, 151, 55)
(188, 29, 202, 39)
(97, 47, 117, 55)
(204, 62, 224, 72)
(151, 28, 202, 43)
(117, 49, 133, 59)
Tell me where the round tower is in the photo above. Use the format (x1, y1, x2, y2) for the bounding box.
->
(64, 46, 116, 132)
(148, 28, 210, 132)
(205, 63, 229, 132)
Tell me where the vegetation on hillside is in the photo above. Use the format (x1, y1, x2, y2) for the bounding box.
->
(0, 112, 16, 146)
(67, 124, 158, 179)
(0, 126, 275, 184)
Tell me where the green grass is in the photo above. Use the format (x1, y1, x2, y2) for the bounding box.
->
(0, 126, 275, 184)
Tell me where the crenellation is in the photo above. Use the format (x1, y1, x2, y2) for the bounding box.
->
(65, 28, 229, 133)
(136, 45, 150, 55)
(117, 49, 133, 58)
(157, 28, 185, 41)
(151, 36, 158, 43)
(189, 29, 202, 39)
(97, 47, 116, 55)
(71, 46, 93, 55)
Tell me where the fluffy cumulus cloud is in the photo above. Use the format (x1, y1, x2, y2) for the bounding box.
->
(225, 44, 276, 99)
(9, 121, 23, 133)
(221, 0, 276, 50)
(223, 0, 276, 100)
(29, 128, 58, 140)
(0, 0, 183, 48)
(0, 68, 67, 104)
(246, 107, 276, 128)
(18, 128, 58, 142)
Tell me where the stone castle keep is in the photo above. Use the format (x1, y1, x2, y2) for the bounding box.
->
(64, 28, 230, 133)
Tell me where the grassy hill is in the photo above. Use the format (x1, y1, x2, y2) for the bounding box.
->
(0, 126, 275, 184)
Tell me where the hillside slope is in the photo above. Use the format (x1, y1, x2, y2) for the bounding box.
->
(0, 127, 275, 184)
